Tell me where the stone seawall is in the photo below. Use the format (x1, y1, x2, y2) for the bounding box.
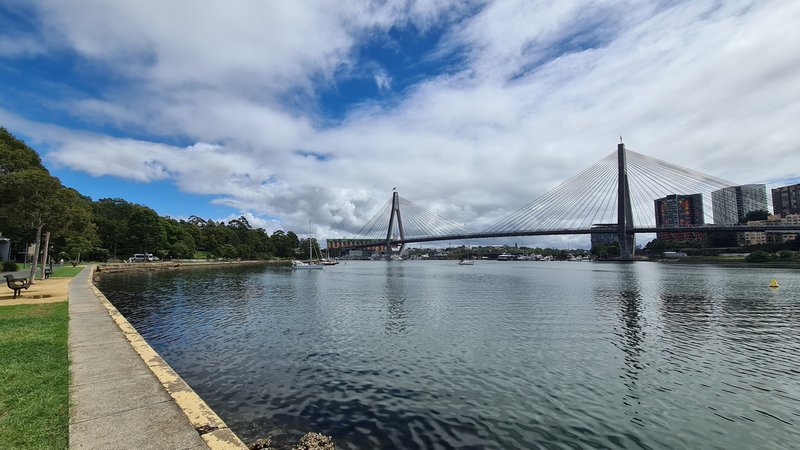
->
(95, 259, 290, 275)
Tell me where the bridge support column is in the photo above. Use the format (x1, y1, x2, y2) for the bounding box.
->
(617, 142, 635, 261)
(385, 191, 406, 260)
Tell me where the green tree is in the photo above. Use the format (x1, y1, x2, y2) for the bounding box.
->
(127, 208, 167, 255)
(297, 238, 321, 260)
(287, 231, 300, 251)
(644, 239, 673, 255)
(590, 243, 608, 257)
(0, 128, 293, 267)
(1, 129, 98, 276)
(0, 127, 44, 174)
(271, 230, 292, 257)
(92, 198, 138, 259)
(745, 250, 771, 262)
(161, 218, 196, 259)
(64, 236, 95, 265)
(741, 210, 770, 223)
(219, 243, 238, 259)
(167, 241, 192, 259)
(590, 242, 620, 259)
(0, 169, 96, 279)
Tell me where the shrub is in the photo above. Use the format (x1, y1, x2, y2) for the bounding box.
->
(2, 260, 19, 271)
(745, 250, 771, 263)
(777, 250, 794, 260)
(84, 247, 111, 262)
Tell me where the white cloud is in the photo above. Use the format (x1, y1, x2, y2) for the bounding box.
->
(4, 0, 800, 246)
(374, 70, 393, 92)
(0, 35, 44, 57)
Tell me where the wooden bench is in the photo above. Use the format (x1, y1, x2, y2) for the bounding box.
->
(4, 274, 31, 299)
(44, 267, 53, 279)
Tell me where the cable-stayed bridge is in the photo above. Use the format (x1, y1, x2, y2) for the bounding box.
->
(343, 142, 797, 260)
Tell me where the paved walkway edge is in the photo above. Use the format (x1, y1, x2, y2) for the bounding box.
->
(78, 266, 248, 449)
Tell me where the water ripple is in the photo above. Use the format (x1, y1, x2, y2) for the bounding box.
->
(98, 262, 800, 449)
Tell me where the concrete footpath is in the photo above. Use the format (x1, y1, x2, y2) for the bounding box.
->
(68, 266, 247, 450)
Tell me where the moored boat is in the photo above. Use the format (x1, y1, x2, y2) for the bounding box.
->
(292, 260, 324, 270)
(292, 222, 324, 270)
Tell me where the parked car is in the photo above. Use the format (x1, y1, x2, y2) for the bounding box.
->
(130, 253, 159, 262)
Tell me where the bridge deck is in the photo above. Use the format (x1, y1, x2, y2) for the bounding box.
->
(338, 225, 800, 249)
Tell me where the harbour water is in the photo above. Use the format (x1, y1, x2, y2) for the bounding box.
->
(97, 261, 800, 449)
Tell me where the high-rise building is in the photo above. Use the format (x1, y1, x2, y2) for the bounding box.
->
(772, 183, 800, 217)
(654, 193, 705, 241)
(711, 184, 768, 225)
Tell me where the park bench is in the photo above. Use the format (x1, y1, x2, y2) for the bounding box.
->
(4, 274, 31, 299)
(44, 265, 53, 279)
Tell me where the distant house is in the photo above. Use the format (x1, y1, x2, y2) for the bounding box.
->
(740, 214, 800, 246)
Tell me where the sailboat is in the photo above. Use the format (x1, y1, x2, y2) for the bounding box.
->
(292, 223, 324, 270)
(319, 248, 339, 265)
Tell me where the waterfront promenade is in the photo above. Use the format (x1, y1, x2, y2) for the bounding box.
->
(68, 266, 246, 449)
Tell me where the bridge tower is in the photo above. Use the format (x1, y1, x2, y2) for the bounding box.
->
(617, 141, 635, 260)
(385, 190, 406, 260)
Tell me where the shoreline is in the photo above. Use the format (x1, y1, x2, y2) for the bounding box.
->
(95, 259, 290, 275)
(77, 265, 249, 449)
(89, 261, 334, 449)
(643, 256, 800, 268)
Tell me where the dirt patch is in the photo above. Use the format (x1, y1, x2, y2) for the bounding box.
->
(0, 277, 70, 306)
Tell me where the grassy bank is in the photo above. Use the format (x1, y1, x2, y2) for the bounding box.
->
(0, 302, 69, 449)
(51, 265, 84, 278)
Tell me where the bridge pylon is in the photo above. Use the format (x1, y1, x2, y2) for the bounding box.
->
(617, 141, 635, 260)
(385, 190, 406, 260)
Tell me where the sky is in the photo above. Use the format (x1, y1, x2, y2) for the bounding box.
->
(1, 0, 799, 247)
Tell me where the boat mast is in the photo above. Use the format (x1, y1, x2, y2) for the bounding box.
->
(308, 221, 313, 261)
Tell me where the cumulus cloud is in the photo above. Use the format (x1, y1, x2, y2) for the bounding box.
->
(2, 0, 799, 245)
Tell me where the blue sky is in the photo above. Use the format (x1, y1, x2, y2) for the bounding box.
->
(1, 1, 799, 245)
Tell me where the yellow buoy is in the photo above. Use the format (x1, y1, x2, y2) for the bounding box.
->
(769, 278, 780, 288)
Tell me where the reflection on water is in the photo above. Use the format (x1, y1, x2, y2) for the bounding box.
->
(383, 264, 408, 335)
(612, 267, 647, 430)
(98, 261, 800, 449)
(615, 267, 646, 383)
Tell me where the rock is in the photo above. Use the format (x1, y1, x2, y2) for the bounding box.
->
(248, 437, 274, 450)
(291, 432, 335, 450)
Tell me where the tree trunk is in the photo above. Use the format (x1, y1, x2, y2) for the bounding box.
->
(28, 223, 43, 283)
(40, 231, 51, 280)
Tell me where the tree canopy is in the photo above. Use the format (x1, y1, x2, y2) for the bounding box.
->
(0, 128, 304, 263)
(741, 210, 770, 223)
(0, 127, 44, 174)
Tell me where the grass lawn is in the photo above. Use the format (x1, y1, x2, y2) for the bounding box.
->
(193, 250, 213, 259)
(0, 302, 69, 449)
(51, 266, 84, 278)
